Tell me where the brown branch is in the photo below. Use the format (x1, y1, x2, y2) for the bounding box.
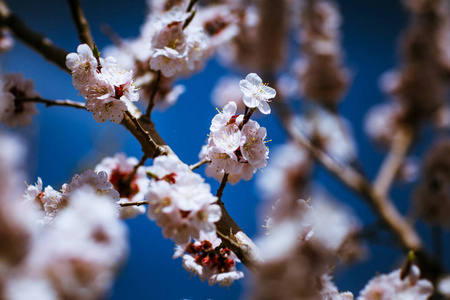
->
(373, 126, 414, 197)
(189, 159, 209, 170)
(17, 97, 86, 109)
(122, 111, 168, 159)
(216, 173, 229, 201)
(145, 71, 161, 118)
(67, 0, 94, 48)
(0, 0, 69, 72)
(119, 201, 149, 207)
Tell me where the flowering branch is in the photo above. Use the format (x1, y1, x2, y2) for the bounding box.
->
(2, 5, 264, 275)
(0, 0, 69, 72)
(373, 126, 414, 197)
(17, 97, 86, 110)
(67, 0, 94, 49)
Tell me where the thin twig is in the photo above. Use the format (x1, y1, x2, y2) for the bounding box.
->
(18, 97, 86, 109)
(373, 126, 414, 197)
(189, 159, 209, 170)
(239, 107, 257, 130)
(119, 201, 149, 207)
(67, 0, 94, 48)
(145, 71, 161, 118)
(216, 173, 229, 201)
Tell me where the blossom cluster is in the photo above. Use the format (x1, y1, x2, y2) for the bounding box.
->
(145, 154, 221, 244)
(174, 232, 244, 287)
(252, 198, 357, 299)
(204, 101, 269, 183)
(66, 44, 139, 123)
(203, 73, 274, 183)
(148, 7, 208, 77)
(0, 131, 128, 300)
(0, 72, 39, 127)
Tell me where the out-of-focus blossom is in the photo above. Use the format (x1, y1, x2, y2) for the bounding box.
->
(251, 197, 360, 299)
(257, 142, 312, 202)
(95, 153, 149, 219)
(296, 109, 357, 163)
(438, 275, 450, 298)
(211, 76, 246, 110)
(192, 5, 240, 55)
(364, 102, 403, 147)
(68, 170, 120, 203)
(0, 73, 39, 127)
(0, 28, 14, 53)
(22, 188, 128, 300)
(297, 0, 350, 109)
(0, 131, 35, 267)
(357, 265, 433, 300)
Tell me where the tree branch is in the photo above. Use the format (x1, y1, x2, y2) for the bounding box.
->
(17, 97, 86, 109)
(216, 173, 229, 201)
(0, 0, 69, 72)
(189, 159, 209, 170)
(373, 126, 414, 197)
(67, 0, 94, 49)
(145, 71, 161, 118)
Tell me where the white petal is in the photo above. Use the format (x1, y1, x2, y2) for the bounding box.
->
(245, 73, 262, 86)
(258, 100, 271, 115)
(243, 94, 258, 108)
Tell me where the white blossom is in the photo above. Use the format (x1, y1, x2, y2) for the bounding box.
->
(66, 44, 140, 123)
(145, 154, 221, 244)
(148, 7, 209, 77)
(239, 73, 276, 114)
(65, 43, 98, 91)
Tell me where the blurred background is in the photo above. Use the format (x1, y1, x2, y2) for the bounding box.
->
(1, 0, 448, 299)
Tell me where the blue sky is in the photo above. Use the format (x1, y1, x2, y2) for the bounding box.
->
(2, 0, 447, 299)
